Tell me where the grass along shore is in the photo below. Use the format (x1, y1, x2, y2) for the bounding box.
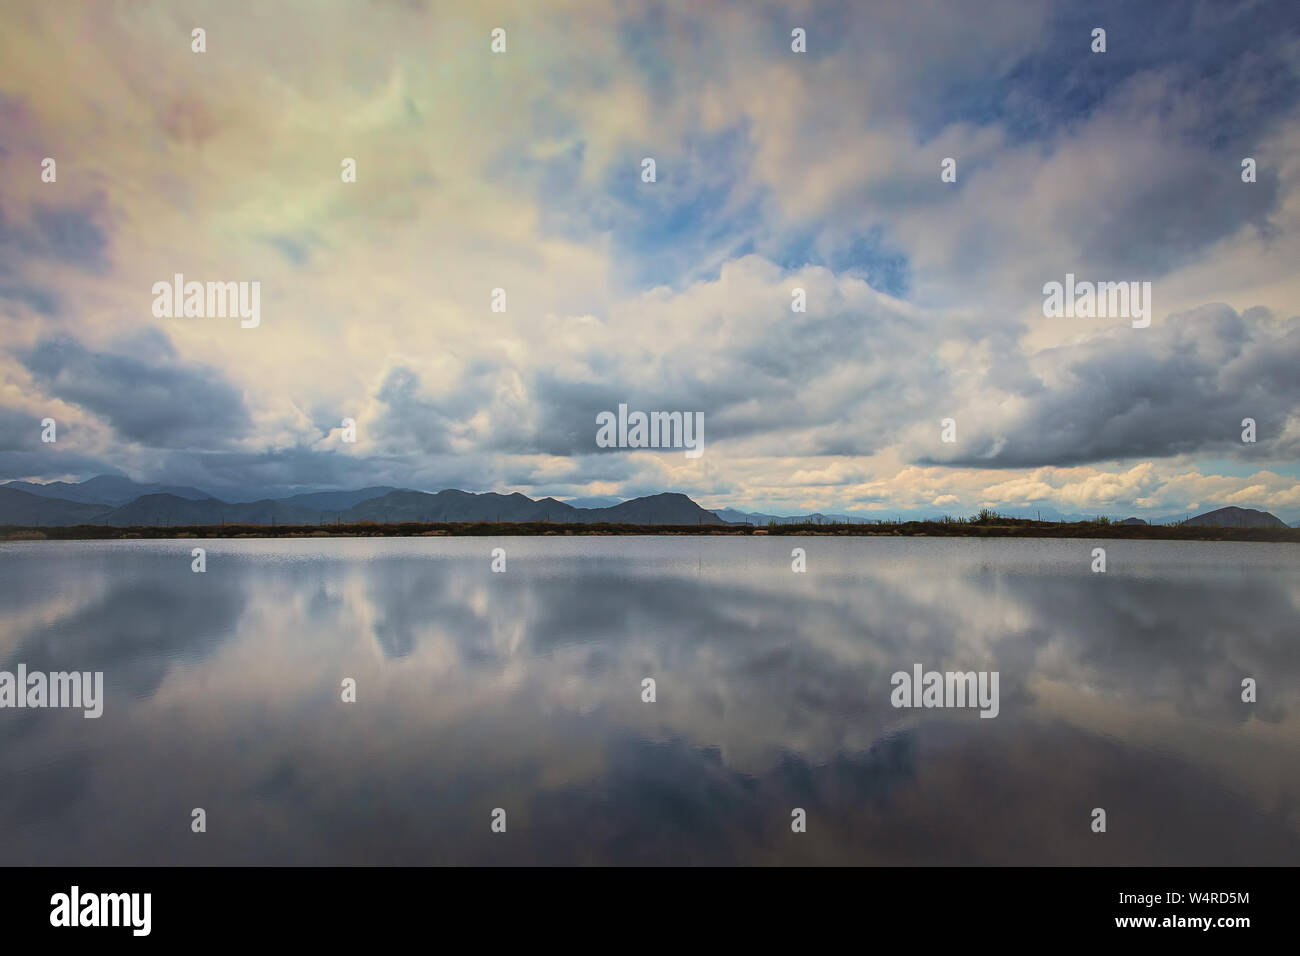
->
(3, 513, 1297, 543)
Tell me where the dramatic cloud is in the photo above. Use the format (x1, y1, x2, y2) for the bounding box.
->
(0, 0, 1296, 518)
(919, 304, 1300, 468)
(18, 330, 250, 448)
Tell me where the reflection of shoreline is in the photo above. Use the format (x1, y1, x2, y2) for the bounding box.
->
(2, 539, 1298, 865)
(4, 520, 1299, 543)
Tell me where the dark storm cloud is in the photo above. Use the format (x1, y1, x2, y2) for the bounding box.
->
(978, 0, 1300, 145)
(520, 373, 755, 458)
(514, 283, 948, 460)
(924, 305, 1300, 468)
(763, 0, 1295, 294)
(516, 376, 625, 457)
(17, 329, 250, 448)
(30, 203, 110, 272)
(0, 403, 116, 474)
(1074, 150, 1279, 279)
(0, 404, 47, 453)
(371, 365, 462, 454)
(0, 200, 110, 275)
(155, 446, 410, 500)
(0, 283, 59, 315)
(136, 445, 508, 501)
(0, 450, 116, 478)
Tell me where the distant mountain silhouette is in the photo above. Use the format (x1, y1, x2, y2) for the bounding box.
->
(596, 492, 723, 525)
(3, 479, 1291, 531)
(342, 489, 575, 523)
(274, 487, 397, 510)
(342, 489, 723, 525)
(711, 507, 871, 525)
(0, 483, 734, 527)
(1182, 506, 1286, 529)
(0, 487, 114, 525)
(2, 474, 212, 505)
(103, 494, 327, 527)
(564, 496, 625, 509)
(0, 475, 401, 510)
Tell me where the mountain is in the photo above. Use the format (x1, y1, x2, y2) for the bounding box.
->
(1, 476, 398, 509)
(594, 492, 724, 525)
(340, 489, 723, 525)
(103, 494, 327, 527)
(274, 487, 396, 510)
(564, 496, 625, 509)
(2, 483, 731, 527)
(1181, 506, 1287, 529)
(711, 508, 873, 525)
(0, 487, 112, 525)
(342, 489, 580, 523)
(3, 481, 1297, 531)
(3, 474, 213, 505)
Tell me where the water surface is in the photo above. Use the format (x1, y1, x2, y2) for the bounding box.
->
(1, 536, 1297, 865)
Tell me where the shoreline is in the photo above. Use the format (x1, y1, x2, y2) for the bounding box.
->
(3, 519, 1297, 543)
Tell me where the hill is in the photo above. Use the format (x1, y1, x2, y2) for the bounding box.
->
(711, 507, 871, 525)
(0, 483, 731, 528)
(341, 489, 724, 525)
(104, 494, 326, 527)
(564, 496, 625, 509)
(275, 487, 396, 510)
(3, 474, 212, 505)
(4, 481, 1294, 534)
(0, 487, 112, 525)
(594, 492, 724, 525)
(342, 489, 578, 523)
(1182, 506, 1287, 529)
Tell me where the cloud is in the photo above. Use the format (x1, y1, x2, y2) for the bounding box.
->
(918, 304, 1300, 468)
(0, 0, 1295, 519)
(0, 200, 110, 275)
(17, 330, 250, 448)
(0, 282, 59, 316)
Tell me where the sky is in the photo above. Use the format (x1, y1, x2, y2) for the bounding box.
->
(1, 0, 1298, 520)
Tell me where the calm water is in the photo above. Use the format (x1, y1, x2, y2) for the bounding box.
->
(1, 536, 1297, 865)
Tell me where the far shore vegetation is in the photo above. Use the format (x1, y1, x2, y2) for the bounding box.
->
(3, 508, 1297, 543)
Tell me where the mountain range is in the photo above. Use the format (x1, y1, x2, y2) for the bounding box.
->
(3, 474, 213, 505)
(0, 476, 1292, 530)
(0, 478, 724, 527)
(709, 507, 871, 525)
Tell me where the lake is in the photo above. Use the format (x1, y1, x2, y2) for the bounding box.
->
(1, 536, 1297, 865)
